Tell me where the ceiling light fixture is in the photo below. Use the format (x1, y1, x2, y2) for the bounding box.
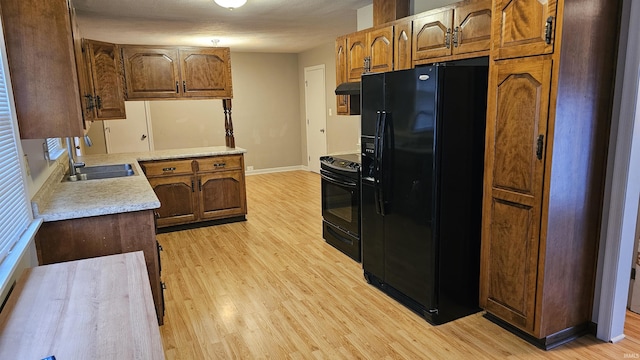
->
(214, 0, 247, 10)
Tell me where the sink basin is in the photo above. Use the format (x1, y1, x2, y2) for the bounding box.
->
(64, 164, 135, 182)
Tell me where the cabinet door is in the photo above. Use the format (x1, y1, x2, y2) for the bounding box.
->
(335, 36, 350, 115)
(452, 0, 492, 55)
(412, 9, 453, 63)
(0, 0, 84, 138)
(86, 40, 126, 119)
(198, 171, 247, 220)
(347, 31, 367, 82)
(394, 20, 413, 71)
(179, 47, 233, 98)
(480, 58, 552, 334)
(493, 0, 558, 59)
(122, 46, 180, 99)
(148, 175, 198, 227)
(69, 5, 94, 123)
(367, 26, 394, 74)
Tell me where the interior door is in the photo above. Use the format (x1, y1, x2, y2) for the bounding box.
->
(304, 65, 327, 174)
(104, 101, 153, 153)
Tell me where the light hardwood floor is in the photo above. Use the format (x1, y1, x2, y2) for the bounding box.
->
(158, 170, 640, 359)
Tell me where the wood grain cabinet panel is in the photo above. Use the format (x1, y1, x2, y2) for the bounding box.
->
(122, 46, 181, 99)
(413, 0, 491, 64)
(85, 39, 126, 119)
(180, 47, 233, 98)
(199, 171, 246, 220)
(0, 0, 84, 138)
(148, 175, 198, 227)
(335, 35, 350, 115)
(347, 26, 394, 82)
(481, 57, 551, 335)
(452, 0, 492, 55)
(413, 9, 454, 62)
(480, 0, 620, 347)
(368, 27, 394, 74)
(347, 31, 368, 82)
(492, 0, 557, 60)
(393, 19, 413, 71)
(141, 154, 247, 228)
(69, 3, 95, 123)
(122, 45, 233, 100)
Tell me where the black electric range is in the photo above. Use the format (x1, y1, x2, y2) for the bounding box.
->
(319, 154, 361, 261)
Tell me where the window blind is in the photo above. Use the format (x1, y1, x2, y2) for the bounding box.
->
(0, 35, 31, 265)
(46, 137, 64, 160)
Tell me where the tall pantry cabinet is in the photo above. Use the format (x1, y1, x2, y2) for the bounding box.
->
(479, 0, 621, 349)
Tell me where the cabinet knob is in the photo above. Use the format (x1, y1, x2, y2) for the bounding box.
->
(213, 163, 226, 168)
(162, 167, 177, 172)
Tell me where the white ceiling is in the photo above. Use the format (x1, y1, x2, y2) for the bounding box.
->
(73, 0, 372, 53)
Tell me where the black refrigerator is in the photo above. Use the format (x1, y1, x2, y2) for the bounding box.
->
(360, 62, 488, 325)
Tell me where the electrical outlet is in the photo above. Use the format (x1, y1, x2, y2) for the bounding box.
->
(328, 108, 332, 116)
(247, 166, 254, 172)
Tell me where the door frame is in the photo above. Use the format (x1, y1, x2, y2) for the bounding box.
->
(595, 0, 640, 342)
(304, 64, 328, 173)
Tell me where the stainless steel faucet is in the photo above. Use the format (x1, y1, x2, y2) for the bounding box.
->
(66, 137, 85, 176)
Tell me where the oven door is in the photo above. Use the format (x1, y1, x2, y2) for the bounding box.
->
(321, 169, 359, 236)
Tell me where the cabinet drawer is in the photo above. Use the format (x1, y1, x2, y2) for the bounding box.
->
(142, 159, 194, 177)
(196, 155, 242, 173)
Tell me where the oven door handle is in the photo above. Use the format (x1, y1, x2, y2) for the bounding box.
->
(321, 173, 357, 188)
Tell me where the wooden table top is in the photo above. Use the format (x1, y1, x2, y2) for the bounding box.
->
(0, 251, 165, 359)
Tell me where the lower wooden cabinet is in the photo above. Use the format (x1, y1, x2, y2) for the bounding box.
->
(34, 210, 165, 325)
(199, 171, 246, 220)
(148, 175, 198, 227)
(141, 154, 247, 228)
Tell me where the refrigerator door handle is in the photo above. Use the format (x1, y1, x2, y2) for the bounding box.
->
(374, 111, 382, 214)
(378, 111, 388, 216)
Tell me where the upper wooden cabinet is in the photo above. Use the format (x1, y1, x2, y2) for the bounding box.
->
(413, 0, 491, 64)
(393, 18, 413, 71)
(347, 26, 394, 82)
(0, 0, 84, 139)
(122, 46, 233, 100)
(453, 0, 492, 55)
(413, 9, 454, 62)
(179, 47, 233, 98)
(121, 46, 181, 99)
(335, 35, 350, 115)
(84, 40, 127, 119)
(69, 4, 95, 124)
(492, 0, 557, 60)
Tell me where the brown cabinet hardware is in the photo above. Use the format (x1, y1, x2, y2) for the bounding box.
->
(545, 16, 554, 45)
(536, 135, 544, 160)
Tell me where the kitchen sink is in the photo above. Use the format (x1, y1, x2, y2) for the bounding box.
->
(64, 163, 135, 182)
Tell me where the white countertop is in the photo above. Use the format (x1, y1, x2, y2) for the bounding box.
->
(32, 146, 246, 222)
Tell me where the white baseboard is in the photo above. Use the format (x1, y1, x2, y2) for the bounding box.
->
(245, 165, 309, 176)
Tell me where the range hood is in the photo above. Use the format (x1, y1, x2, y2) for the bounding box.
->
(335, 82, 360, 95)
